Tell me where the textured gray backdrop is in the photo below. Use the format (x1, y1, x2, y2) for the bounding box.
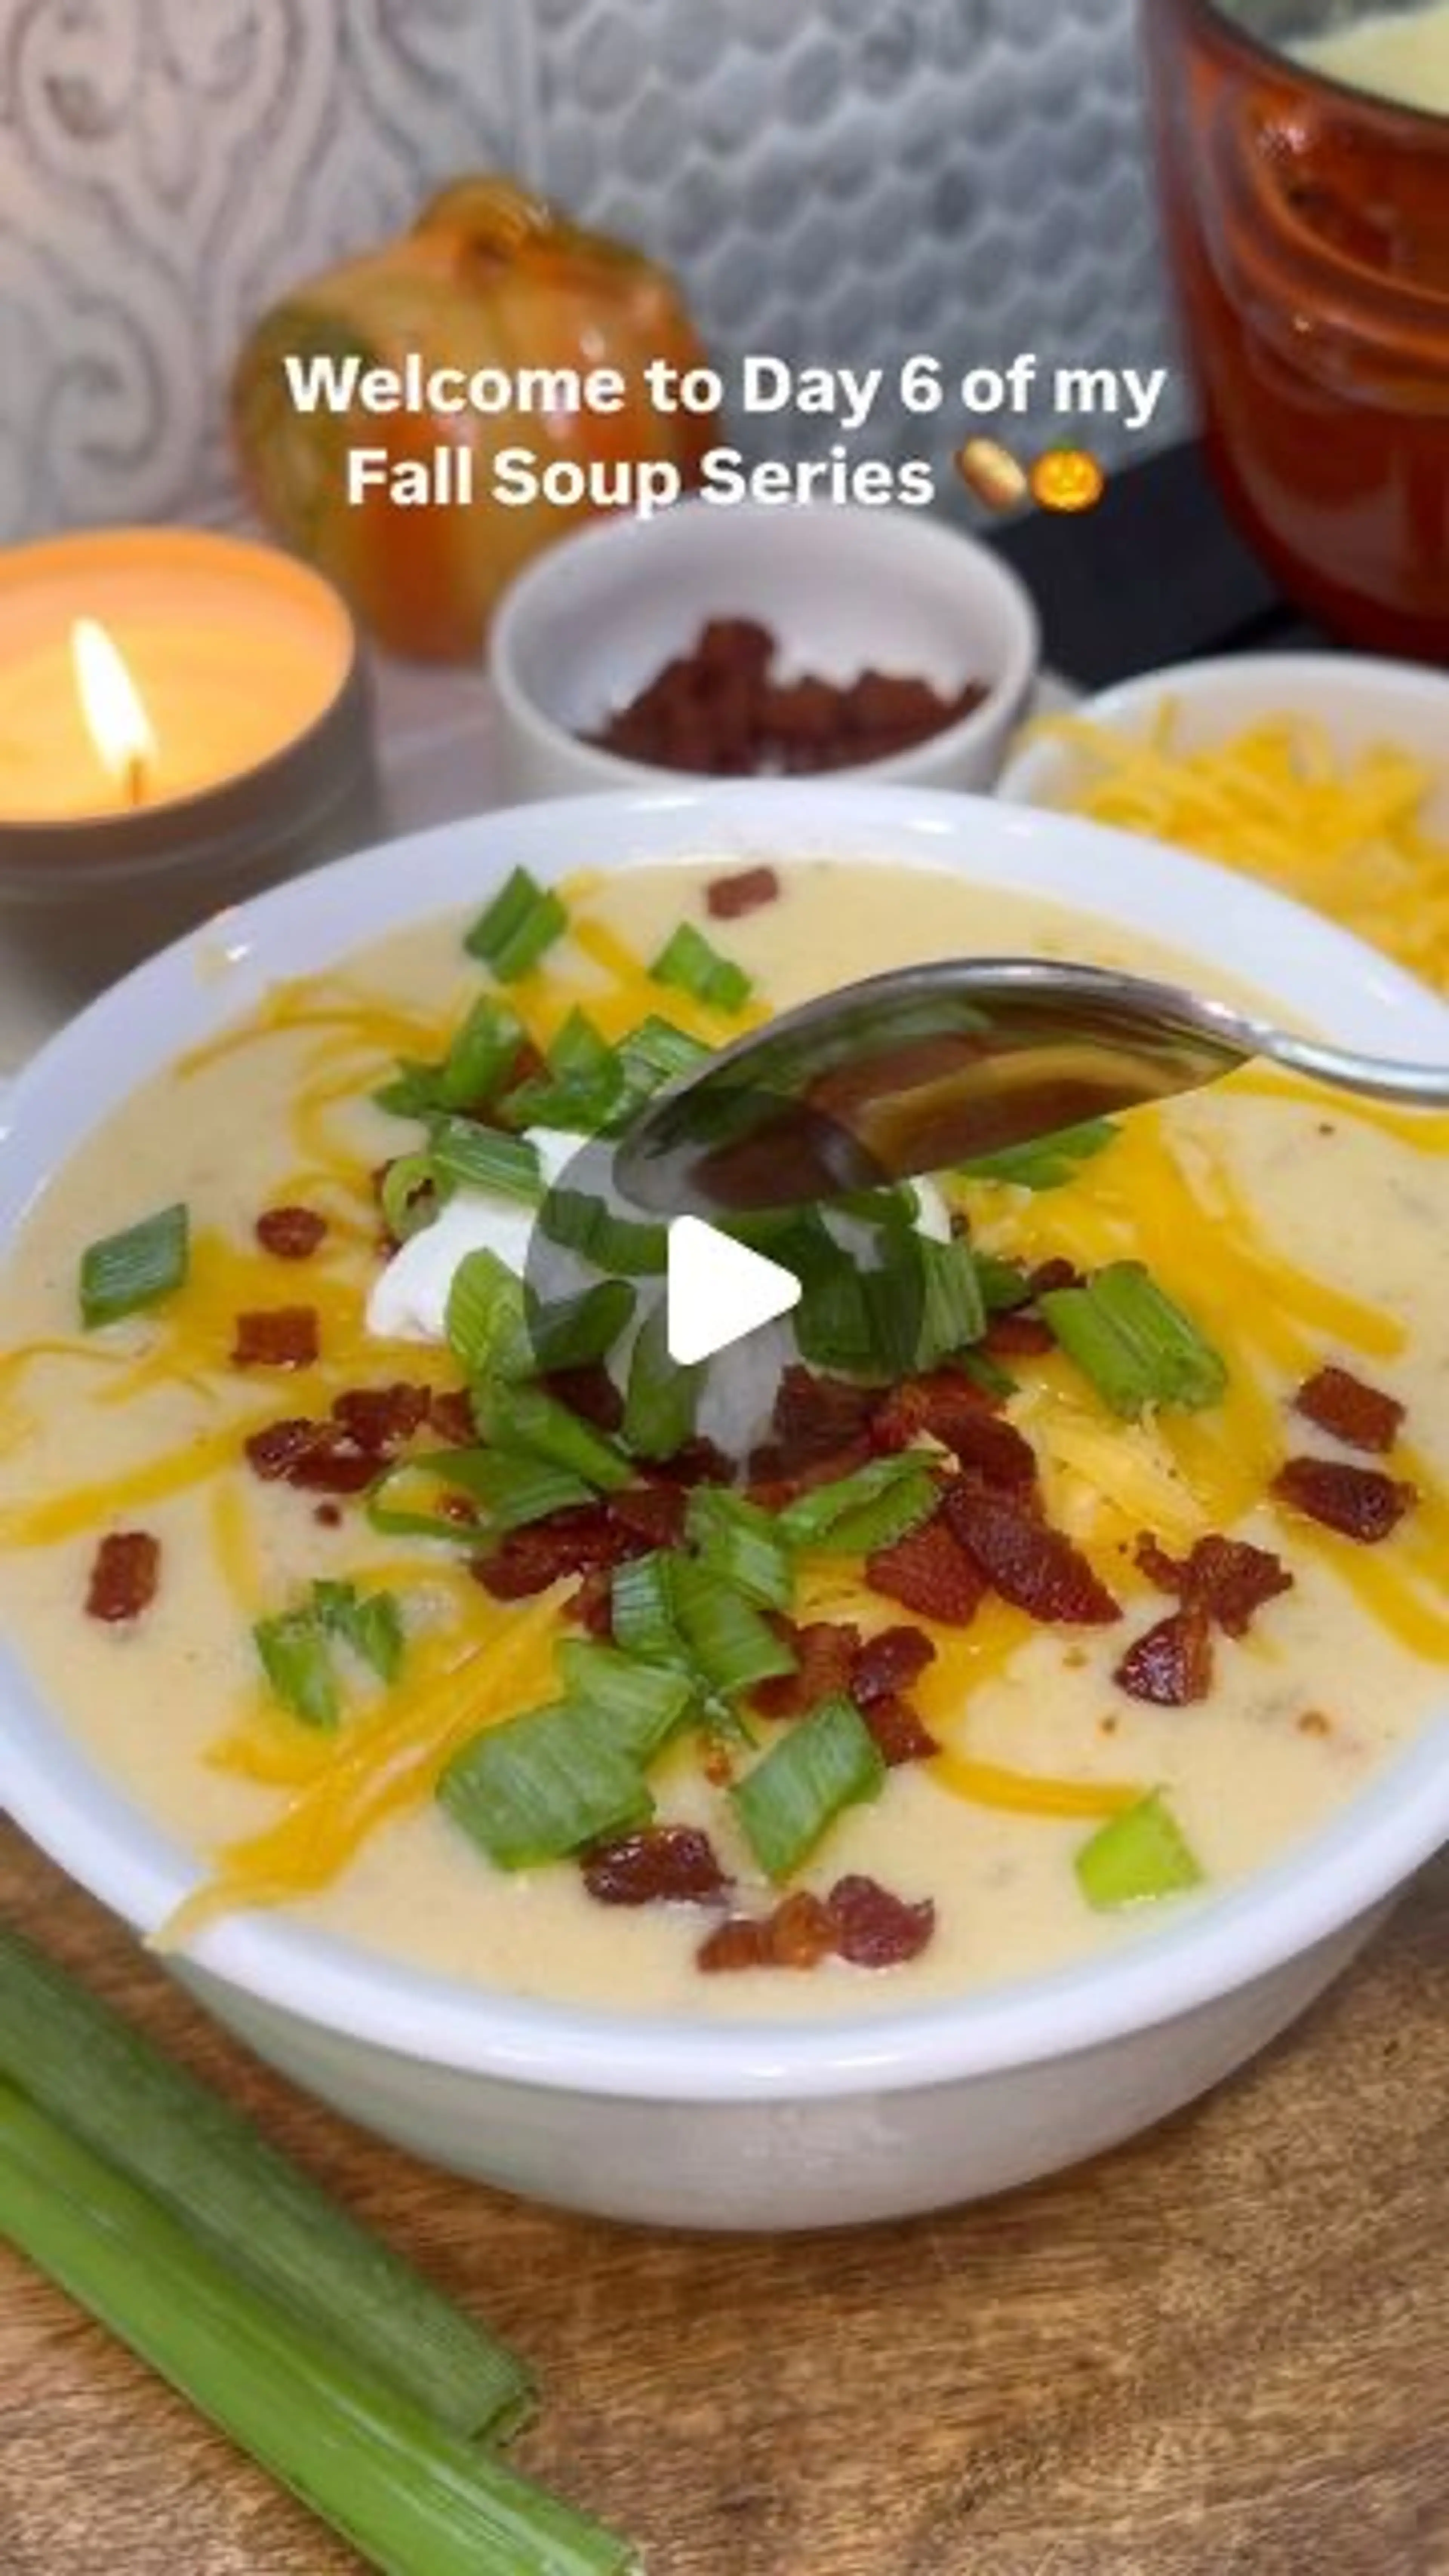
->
(0, 0, 1186, 543)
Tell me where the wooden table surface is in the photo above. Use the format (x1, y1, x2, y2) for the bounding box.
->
(2, 1823, 1447, 2576)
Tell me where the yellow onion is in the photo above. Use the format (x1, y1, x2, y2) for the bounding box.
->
(233, 176, 718, 660)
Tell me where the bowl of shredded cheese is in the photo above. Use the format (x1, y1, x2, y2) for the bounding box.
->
(998, 654, 1449, 991)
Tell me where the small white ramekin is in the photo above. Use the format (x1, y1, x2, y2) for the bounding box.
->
(489, 500, 1040, 802)
(2, 781, 1446, 2229)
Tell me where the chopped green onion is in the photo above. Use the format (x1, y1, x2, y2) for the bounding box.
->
(960, 1118, 1120, 1192)
(253, 1607, 339, 1729)
(958, 1348, 1018, 1401)
(477, 1382, 633, 1492)
(464, 867, 568, 982)
(550, 1009, 616, 1085)
(1041, 1261, 1229, 1419)
(735, 1207, 843, 1292)
(445, 1249, 529, 1380)
(374, 1060, 448, 1121)
(975, 1253, 1035, 1315)
(669, 1560, 797, 1695)
(365, 1447, 594, 1543)
(554, 1639, 695, 1759)
(525, 1280, 636, 1373)
(609, 1015, 712, 1121)
(793, 1265, 876, 1375)
(79, 1203, 189, 1329)
(0, 1927, 533, 2440)
(915, 1235, 987, 1368)
(0, 2088, 635, 2571)
(537, 1189, 669, 1277)
(731, 1695, 886, 1882)
(437, 996, 526, 1112)
(440, 1702, 653, 1869)
(312, 1580, 406, 1684)
(381, 1152, 448, 1242)
(649, 920, 752, 1014)
(429, 1446, 596, 1530)
(686, 1488, 792, 1611)
(778, 1453, 932, 1550)
(428, 1117, 544, 1205)
(609, 1552, 688, 1664)
(816, 1469, 938, 1559)
(622, 1306, 699, 1461)
(500, 1009, 623, 1133)
(1075, 1792, 1205, 1910)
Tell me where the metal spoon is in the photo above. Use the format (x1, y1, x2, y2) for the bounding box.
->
(613, 958, 1449, 1216)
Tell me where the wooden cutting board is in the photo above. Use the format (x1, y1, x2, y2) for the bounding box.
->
(2, 1819, 1447, 2576)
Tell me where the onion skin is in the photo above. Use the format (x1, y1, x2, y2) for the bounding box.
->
(232, 176, 719, 661)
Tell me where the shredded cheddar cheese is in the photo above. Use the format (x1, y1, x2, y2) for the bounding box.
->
(1036, 707, 1449, 987)
(161, 1593, 563, 1942)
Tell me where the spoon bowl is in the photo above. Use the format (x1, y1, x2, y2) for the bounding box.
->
(614, 957, 1449, 1215)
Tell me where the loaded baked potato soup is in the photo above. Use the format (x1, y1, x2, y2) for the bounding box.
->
(1, 857, 1446, 2016)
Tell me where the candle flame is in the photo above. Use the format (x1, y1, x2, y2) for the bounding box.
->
(72, 618, 157, 806)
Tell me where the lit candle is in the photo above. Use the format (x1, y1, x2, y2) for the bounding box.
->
(0, 528, 377, 997)
(71, 619, 158, 810)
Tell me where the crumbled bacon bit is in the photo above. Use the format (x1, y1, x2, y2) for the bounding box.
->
(85, 1530, 160, 1624)
(706, 865, 780, 921)
(827, 1875, 935, 1968)
(1028, 1257, 1084, 1299)
(982, 1311, 1055, 1360)
(608, 1484, 688, 1550)
(747, 1435, 873, 1509)
(332, 1383, 432, 1450)
(935, 1407, 1038, 1495)
(248, 1379, 439, 1494)
(944, 1484, 1120, 1625)
(255, 1205, 328, 1260)
(1135, 1532, 1293, 1638)
(1115, 1606, 1215, 1706)
(871, 1366, 998, 1456)
(473, 1506, 621, 1599)
(646, 1435, 735, 1488)
(545, 1363, 624, 1435)
(569, 1569, 615, 1638)
(861, 1695, 940, 1766)
(245, 1417, 376, 1494)
(313, 1502, 343, 1529)
(754, 1620, 860, 1719)
(774, 1367, 879, 1457)
(1272, 1457, 1418, 1545)
(851, 1624, 937, 1707)
(583, 1825, 729, 1907)
(473, 1486, 687, 1601)
(866, 1509, 986, 1627)
(697, 1878, 935, 1974)
(698, 1892, 837, 1973)
(428, 1388, 477, 1448)
(1294, 1365, 1405, 1458)
(232, 1307, 320, 1370)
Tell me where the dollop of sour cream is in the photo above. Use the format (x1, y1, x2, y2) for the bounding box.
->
(366, 1127, 579, 1344)
(367, 1140, 955, 1356)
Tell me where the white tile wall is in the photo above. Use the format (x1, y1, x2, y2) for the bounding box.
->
(0, 0, 1186, 543)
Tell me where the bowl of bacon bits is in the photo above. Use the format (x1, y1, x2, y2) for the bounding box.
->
(489, 496, 1039, 802)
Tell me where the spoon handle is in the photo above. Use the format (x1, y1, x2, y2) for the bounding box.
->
(1261, 1032, 1449, 1107)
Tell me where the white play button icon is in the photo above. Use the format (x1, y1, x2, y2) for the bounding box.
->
(666, 1216, 802, 1366)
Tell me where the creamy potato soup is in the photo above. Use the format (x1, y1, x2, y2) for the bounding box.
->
(2, 857, 1447, 2018)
